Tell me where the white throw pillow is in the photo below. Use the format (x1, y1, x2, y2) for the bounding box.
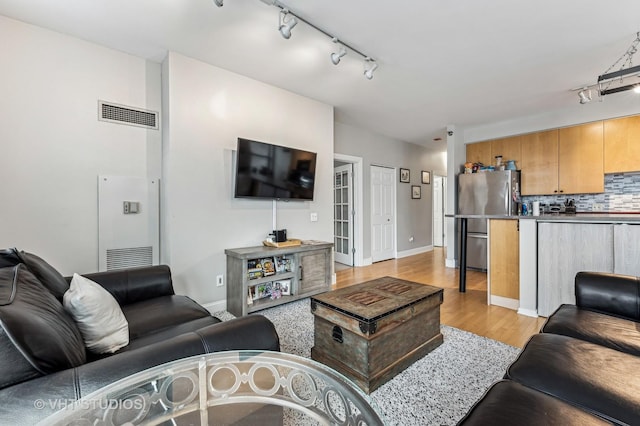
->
(63, 273, 129, 354)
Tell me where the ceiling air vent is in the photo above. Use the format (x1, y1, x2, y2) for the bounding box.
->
(98, 100, 159, 130)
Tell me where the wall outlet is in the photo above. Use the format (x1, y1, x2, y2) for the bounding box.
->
(216, 274, 224, 286)
(409, 236, 414, 242)
(592, 203, 604, 211)
(310, 212, 318, 222)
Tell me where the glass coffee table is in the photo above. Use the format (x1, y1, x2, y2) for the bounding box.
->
(42, 350, 385, 425)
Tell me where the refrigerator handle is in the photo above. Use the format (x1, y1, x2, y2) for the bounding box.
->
(468, 233, 488, 239)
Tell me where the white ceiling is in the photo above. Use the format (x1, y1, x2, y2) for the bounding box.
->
(2, 0, 640, 150)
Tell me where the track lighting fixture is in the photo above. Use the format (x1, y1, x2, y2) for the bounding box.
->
(330, 38, 347, 65)
(575, 32, 640, 103)
(578, 88, 592, 104)
(223, 1, 378, 80)
(278, 9, 298, 39)
(363, 58, 379, 80)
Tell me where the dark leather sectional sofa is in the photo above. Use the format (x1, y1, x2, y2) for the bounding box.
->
(459, 271, 640, 425)
(0, 249, 280, 424)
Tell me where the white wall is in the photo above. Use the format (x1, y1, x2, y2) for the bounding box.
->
(0, 16, 161, 275)
(162, 52, 334, 308)
(334, 121, 445, 260)
(464, 97, 640, 143)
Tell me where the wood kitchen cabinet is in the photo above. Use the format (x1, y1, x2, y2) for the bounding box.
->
(604, 115, 640, 173)
(520, 129, 559, 195)
(558, 122, 604, 194)
(490, 135, 521, 169)
(520, 122, 603, 195)
(466, 141, 492, 166)
(489, 219, 519, 305)
(466, 137, 521, 168)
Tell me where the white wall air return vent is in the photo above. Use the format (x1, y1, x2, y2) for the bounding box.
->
(98, 176, 160, 272)
(98, 100, 159, 130)
(106, 246, 153, 271)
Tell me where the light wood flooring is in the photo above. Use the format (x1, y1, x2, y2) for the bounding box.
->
(334, 248, 546, 348)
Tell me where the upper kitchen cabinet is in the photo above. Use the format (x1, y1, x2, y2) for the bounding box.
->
(466, 141, 492, 166)
(604, 115, 640, 173)
(558, 121, 604, 194)
(491, 136, 521, 168)
(520, 130, 559, 195)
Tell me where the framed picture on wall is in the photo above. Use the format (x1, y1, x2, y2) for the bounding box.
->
(421, 171, 431, 184)
(400, 168, 410, 183)
(412, 185, 421, 199)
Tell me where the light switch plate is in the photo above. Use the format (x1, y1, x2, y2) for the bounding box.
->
(216, 275, 224, 286)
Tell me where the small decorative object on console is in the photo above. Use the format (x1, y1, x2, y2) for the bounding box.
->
(275, 280, 291, 296)
(275, 256, 293, 273)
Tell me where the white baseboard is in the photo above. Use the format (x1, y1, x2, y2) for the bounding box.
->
(445, 258, 457, 268)
(202, 300, 226, 314)
(363, 257, 373, 266)
(489, 295, 519, 311)
(517, 307, 539, 318)
(397, 245, 433, 259)
(332, 273, 336, 285)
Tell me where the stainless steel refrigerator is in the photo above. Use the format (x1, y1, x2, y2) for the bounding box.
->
(457, 170, 520, 270)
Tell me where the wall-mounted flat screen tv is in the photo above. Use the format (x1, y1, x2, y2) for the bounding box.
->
(234, 138, 317, 201)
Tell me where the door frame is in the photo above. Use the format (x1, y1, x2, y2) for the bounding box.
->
(432, 174, 447, 247)
(334, 153, 364, 267)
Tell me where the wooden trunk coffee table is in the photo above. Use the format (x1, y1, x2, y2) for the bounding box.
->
(310, 276, 444, 394)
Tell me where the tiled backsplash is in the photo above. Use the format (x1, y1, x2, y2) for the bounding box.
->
(522, 172, 640, 213)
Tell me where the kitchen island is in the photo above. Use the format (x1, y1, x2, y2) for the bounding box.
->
(448, 213, 640, 317)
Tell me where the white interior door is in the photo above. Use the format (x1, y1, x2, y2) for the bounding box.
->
(433, 175, 445, 247)
(371, 166, 396, 262)
(334, 164, 353, 266)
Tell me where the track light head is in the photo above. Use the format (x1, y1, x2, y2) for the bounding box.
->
(363, 58, 378, 80)
(578, 88, 592, 104)
(279, 10, 298, 39)
(213, 0, 223, 7)
(330, 38, 347, 65)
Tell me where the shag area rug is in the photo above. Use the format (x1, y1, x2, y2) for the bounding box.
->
(214, 298, 520, 425)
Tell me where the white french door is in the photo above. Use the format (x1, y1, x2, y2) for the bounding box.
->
(334, 164, 354, 265)
(370, 165, 396, 262)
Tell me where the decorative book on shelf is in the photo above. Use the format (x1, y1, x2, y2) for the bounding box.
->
(247, 257, 277, 279)
(261, 257, 275, 276)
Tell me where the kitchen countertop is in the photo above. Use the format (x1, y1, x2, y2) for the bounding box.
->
(447, 213, 640, 223)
